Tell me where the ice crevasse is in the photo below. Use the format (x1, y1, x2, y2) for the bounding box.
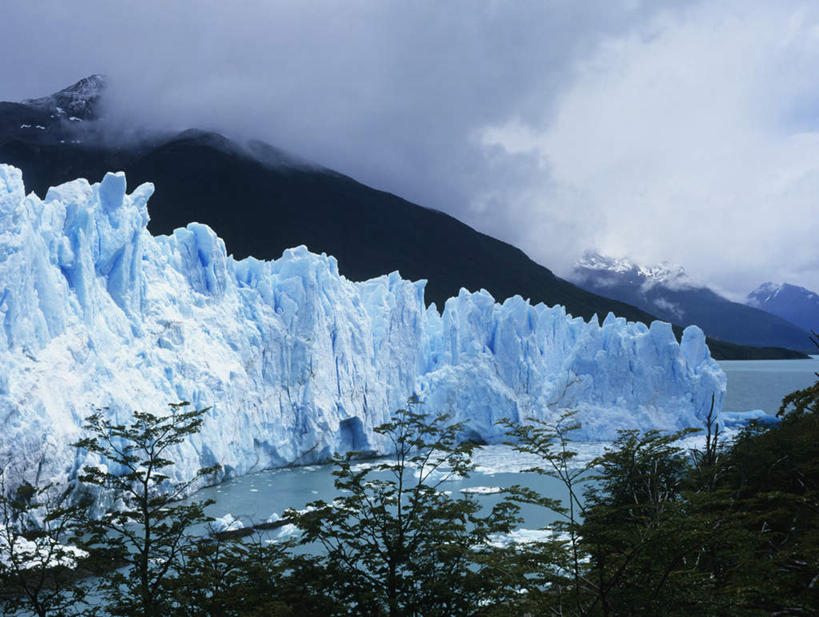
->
(0, 164, 725, 487)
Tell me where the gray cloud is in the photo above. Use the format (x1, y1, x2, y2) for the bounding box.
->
(1, 0, 817, 297)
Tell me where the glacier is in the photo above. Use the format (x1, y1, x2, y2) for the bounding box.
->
(0, 164, 725, 488)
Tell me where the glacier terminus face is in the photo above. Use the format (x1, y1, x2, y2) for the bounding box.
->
(0, 164, 726, 488)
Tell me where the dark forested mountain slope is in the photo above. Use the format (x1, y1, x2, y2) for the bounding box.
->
(0, 78, 806, 360)
(0, 131, 653, 321)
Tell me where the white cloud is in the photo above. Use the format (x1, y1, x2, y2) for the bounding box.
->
(480, 1, 819, 296)
(1, 1, 818, 297)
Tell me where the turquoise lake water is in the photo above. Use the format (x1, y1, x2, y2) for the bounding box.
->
(50, 357, 817, 616)
(719, 356, 819, 413)
(197, 358, 819, 535)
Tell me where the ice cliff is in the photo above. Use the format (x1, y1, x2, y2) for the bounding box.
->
(0, 164, 726, 487)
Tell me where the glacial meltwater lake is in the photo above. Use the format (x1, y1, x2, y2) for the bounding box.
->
(196, 357, 819, 537)
(59, 358, 819, 615)
(719, 356, 819, 414)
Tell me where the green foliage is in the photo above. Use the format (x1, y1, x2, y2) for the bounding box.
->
(165, 535, 248, 617)
(499, 411, 593, 613)
(711, 408, 819, 613)
(503, 361, 819, 617)
(4, 376, 819, 617)
(291, 397, 523, 617)
(707, 333, 819, 614)
(503, 414, 712, 617)
(579, 428, 711, 617)
(0, 472, 87, 617)
(778, 332, 819, 418)
(73, 402, 219, 617)
(165, 533, 328, 617)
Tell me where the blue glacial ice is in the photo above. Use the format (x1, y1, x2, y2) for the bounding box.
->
(0, 164, 726, 487)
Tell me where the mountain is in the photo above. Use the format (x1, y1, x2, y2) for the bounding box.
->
(572, 253, 815, 353)
(748, 283, 819, 336)
(0, 74, 104, 145)
(0, 164, 726, 488)
(0, 76, 806, 360)
(22, 74, 105, 121)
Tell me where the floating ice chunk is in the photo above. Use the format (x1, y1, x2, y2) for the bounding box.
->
(213, 513, 244, 533)
(487, 528, 557, 548)
(0, 524, 88, 569)
(460, 486, 503, 495)
(719, 410, 778, 427)
(276, 524, 298, 539)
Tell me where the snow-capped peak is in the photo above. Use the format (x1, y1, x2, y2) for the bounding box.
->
(22, 74, 106, 120)
(576, 252, 689, 286)
(748, 282, 819, 306)
(747, 282, 783, 305)
(575, 252, 636, 274)
(746, 282, 819, 334)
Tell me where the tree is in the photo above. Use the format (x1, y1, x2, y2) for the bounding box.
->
(778, 331, 819, 419)
(165, 534, 246, 617)
(712, 329, 819, 613)
(503, 412, 721, 617)
(166, 532, 337, 617)
(579, 428, 706, 617)
(0, 472, 87, 617)
(73, 402, 218, 617)
(501, 363, 819, 617)
(291, 397, 522, 617)
(715, 379, 819, 613)
(500, 411, 595, 615)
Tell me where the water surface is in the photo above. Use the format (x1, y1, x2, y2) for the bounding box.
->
(719, 357, 819, 413)
(201, 358, 819, 535)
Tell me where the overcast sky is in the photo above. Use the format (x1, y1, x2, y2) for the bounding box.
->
(1, 0, 818, 298)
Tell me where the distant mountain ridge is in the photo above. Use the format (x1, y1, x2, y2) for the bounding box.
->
(576, 252, 690, 287)
(0, 76, 807, 360)
(748, 283, 819, 336)
(572, 252, 814, 353)
(22, 74, 105, 120)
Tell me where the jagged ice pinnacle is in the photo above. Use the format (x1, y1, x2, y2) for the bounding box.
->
(0, 164, 726, 488)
